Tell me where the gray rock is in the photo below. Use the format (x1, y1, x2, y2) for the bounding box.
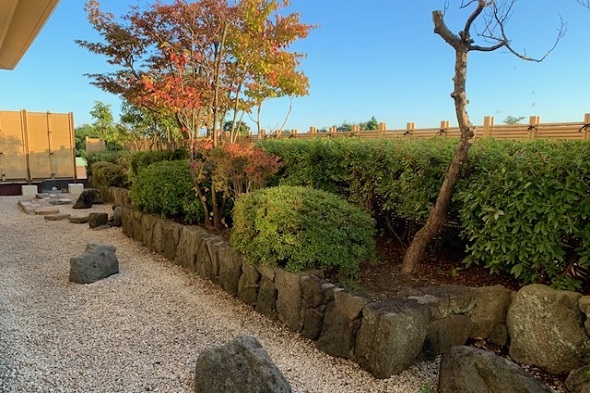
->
(275, 269, 304, 332)
(217, 243, 242, 296)
(439, 346, 551, 393)
(507, 284, 590, 375)
(69, 243, 119, 284)
(256, 277, 277, 318)
(194, 335, 291, 393)
(238, 259, 260, 306)
(44, 213, 71, 221)
(88, 212, 108, 228)
(316, 289, 369, 360)
(175, 226, 209, 271)
(467, 285, 512, 346)
(417, 285, 476, 319)
(72, 188, 103, 209)
(425, 314, 473, 357)
(112, 205, 123, 227)
(566, 365, 590, 393)
(355, 299, 429, 378)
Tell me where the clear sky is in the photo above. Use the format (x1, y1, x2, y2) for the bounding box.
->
(1, 1, 589, 131)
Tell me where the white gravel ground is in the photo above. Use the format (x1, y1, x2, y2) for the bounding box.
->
(0, 195, 439, 393)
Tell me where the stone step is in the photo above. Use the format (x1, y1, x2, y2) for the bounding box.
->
(69, 215, 90, 224)
(44, 213, 71, 221)
(18, 199, 52, 214)
(35, 207, 60, 215)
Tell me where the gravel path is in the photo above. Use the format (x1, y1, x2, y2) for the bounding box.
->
(0, 195, 439, 392)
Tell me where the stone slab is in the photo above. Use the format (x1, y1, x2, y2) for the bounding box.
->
(69, 215, 90, 224)
(44, 213, 71, 221)
(18, 199, 52, 215)
(35, 207, 60, 215)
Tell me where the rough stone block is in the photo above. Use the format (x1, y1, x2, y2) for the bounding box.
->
(88, 212, 108, 228)
(275, 269, 305, 332)
(316, 289, 369, 359)
(44, 213, 71, 221)
(355, 299, 429, 378)
(69, 243, 119, 284)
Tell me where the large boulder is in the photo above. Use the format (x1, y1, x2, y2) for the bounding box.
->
(439, 346, 552, 393)
(507, 284, 590, 375)
(112, 205, 123, 227)
(69, 243, 119, 284)
(355, 298, 429, 378)
(194, 335, 291, 393)
(72, 188, 103, 209)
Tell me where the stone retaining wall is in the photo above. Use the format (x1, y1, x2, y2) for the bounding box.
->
(112, 188, 590, 380)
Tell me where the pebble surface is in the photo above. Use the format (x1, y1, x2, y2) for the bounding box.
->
(0, 195, 439, 392)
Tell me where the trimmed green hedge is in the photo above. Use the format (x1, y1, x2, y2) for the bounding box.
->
(260, 137, 590, 288)
(86, 150, 130, 177)
(231, 185, 376, 276)
(130, 159, 203, 223)
(128, 149, 188, 180)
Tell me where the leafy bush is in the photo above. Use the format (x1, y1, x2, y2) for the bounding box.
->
(129, 148, 188, 180)
(260, 137, 457, 238)
(457, 139, 590, 287)
(86, 150, 130, 177)
(89, 161, 128, 194)
(130, 159, 203, 223)
(231, 185, 376, 276)
(191, 141, 282, 228)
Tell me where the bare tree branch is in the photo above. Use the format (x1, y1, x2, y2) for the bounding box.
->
(578, 0, 590, 9)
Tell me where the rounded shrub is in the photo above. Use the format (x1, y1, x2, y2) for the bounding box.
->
(230, 185, 376, 275)
(90, 161, 128, 193)
(130, 160, 203, 223)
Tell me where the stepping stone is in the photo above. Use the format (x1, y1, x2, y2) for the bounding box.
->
(69, 215, 90, 224)
(18, 199, 51, 214)
(44, 213, 71, 221)
(35, 207, 60, 215)
(48, 198, 72, 205)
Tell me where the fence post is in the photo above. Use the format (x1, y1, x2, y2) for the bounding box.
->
(528, 116, 540, 140)
(439, 120, 449, 136)
(352, 125, 360, 136)
(584, 114, 590, 140)
(404, 122, 415, 137)
(482, 116, 494, 138)
(260, 129, 266, 140)
(379, 122, 386, 136)
(310, 126, 317, 136)
(329, 126, 337, 135)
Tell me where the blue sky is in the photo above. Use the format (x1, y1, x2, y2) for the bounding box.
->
(1, 1, 589, 131)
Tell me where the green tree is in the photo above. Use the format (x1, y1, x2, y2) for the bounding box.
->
(120, 102, 181, 150)
(504, 115, 526, 124)
(223, 120, 250, 137)
(362, 116, 379, 131)
(89, 101, 127, 150)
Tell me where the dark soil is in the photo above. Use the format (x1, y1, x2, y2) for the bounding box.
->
(354, 235, 521, 301)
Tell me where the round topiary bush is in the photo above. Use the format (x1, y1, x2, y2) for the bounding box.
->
(130, 159, 203, 223)
(230, 185, 376, 275)
(90, 161, 129, 193)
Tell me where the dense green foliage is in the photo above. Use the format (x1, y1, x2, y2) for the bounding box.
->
(231, 186, 376, 276)
(128, 148, 188, 180)
(260, 138, 457, 223)
(90, 161, 129, 194)
(457, 139, 590, 289)
(129, 160, 203, 223)
(86, 150, 130, 177)
(260, 137, 590, 288)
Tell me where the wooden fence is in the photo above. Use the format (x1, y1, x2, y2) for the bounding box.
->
(0, 110, 76, 182)
(235, 114, 590, 143)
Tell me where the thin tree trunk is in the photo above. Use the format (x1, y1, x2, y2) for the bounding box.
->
(402, 33, 474, 274)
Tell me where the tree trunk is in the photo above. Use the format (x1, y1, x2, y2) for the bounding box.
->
(402, 39, 474, 274)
